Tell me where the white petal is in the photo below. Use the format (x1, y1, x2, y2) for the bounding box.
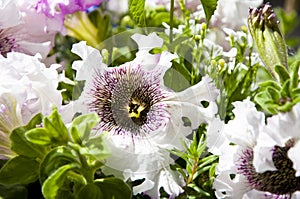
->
(242, 190, 270, 199)
(288, 141, 300, 176)
(71, 41, 106, 81)
(253, 145, 276, 173)
(17, 40, 52, 58)
(206, 117, 227, 155)
(156, 168, 184, 197)
(216, 145, 239, 173)
(164, 101, 217, 134)
(133, 179, 155, 195)
(131, 32, 163, 52)
(224, 98, 264, 147)
(167, 75, 219, 105)
(213, 172, 249, 199)
(0, 0, 21, 27)
(292, 191, 300, 199)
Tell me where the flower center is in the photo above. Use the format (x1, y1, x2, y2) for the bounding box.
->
(0, 30, 16, 57)
(89, 65, 170, 136)
(127, 98, 150, 125)
(237, 141, 300, 196)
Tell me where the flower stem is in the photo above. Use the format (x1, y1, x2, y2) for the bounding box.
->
(186, 157, 199, 185)
(169, 0, 175, 46)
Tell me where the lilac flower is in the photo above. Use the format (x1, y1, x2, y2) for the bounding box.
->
(0, 0, 52, 58)
(35, 0, 102, 33)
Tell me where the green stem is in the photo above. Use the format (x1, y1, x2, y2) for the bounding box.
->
(75, 150, 94, 183)
(169, 0, 175, 47)
(186, 157, 198, 185)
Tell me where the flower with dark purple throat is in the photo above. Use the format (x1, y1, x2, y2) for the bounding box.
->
(207, 99, 300, 198)
(71, 32, 219, 198)
(0, 0, 52, 58)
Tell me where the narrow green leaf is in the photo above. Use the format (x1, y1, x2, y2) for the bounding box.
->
(10, 113, 45, 158)
(200, 0, 218, 24)
(42, 163, 79, 199)
(77, 183, 104, 199)
(198, 155, 218, 170)
(94, 177, 132, 199)
(25, 128, 52, 146)
(129, 0, 146, 26)
(0, 156, 39, 185)
(187, 183, 211, 197)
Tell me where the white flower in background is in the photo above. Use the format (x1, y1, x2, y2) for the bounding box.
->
(106, 0, 128, 15)
(207, 99, 300, 199)
(71, 32, 219, 197)
(0, 0, 52, 58)
(211, 0, 263, 30)
(0, 52, 62, 159)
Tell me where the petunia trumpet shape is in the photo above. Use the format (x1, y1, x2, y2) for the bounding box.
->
(70, 32, 219, 197)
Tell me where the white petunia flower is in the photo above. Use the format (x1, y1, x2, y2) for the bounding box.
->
(70, 32, 219, 197)
(208, 99, 300, 199)
(0, 52, 62, 159)
(0, 0, 52, 58)
(211, 0, 263, 30)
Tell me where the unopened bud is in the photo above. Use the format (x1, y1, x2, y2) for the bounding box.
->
(248, 3, 288, 81)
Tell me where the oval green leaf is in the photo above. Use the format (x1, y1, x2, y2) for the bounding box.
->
(0, 156, 39, 185)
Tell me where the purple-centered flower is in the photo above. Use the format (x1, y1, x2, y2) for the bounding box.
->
(70, 32, 219, 198)
(207, 99, 300, 199)
(0, 0, 52, 58)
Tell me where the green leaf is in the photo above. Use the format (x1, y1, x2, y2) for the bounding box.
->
(0, 156, 39, 185)
(79, 135, 110, 162)
(266, 87, 281, 102)
(200, 0, 218, 24)
(0, 184, 27, 199)
(42, 163, 79, 199)
(70, 113, 100, 144)
(9, 113, 45, 158)
(290, 60, 300, 89)
(258, 80, 281, 90)
(94, 177, 132, 199)
(25, 128, 52, 146)
(275, 64, 290, 85)
(40, 146, 79, 184)
(129, 0, 146, 26)
(43, 109, 69, 142)
(281, 79, 291, 97)
(77, 183, 104, 199)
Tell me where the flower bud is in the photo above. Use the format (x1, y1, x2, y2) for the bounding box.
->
(248, 3, 288, 81)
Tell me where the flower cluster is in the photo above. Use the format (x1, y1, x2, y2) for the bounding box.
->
(0, 0, 300, 199)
